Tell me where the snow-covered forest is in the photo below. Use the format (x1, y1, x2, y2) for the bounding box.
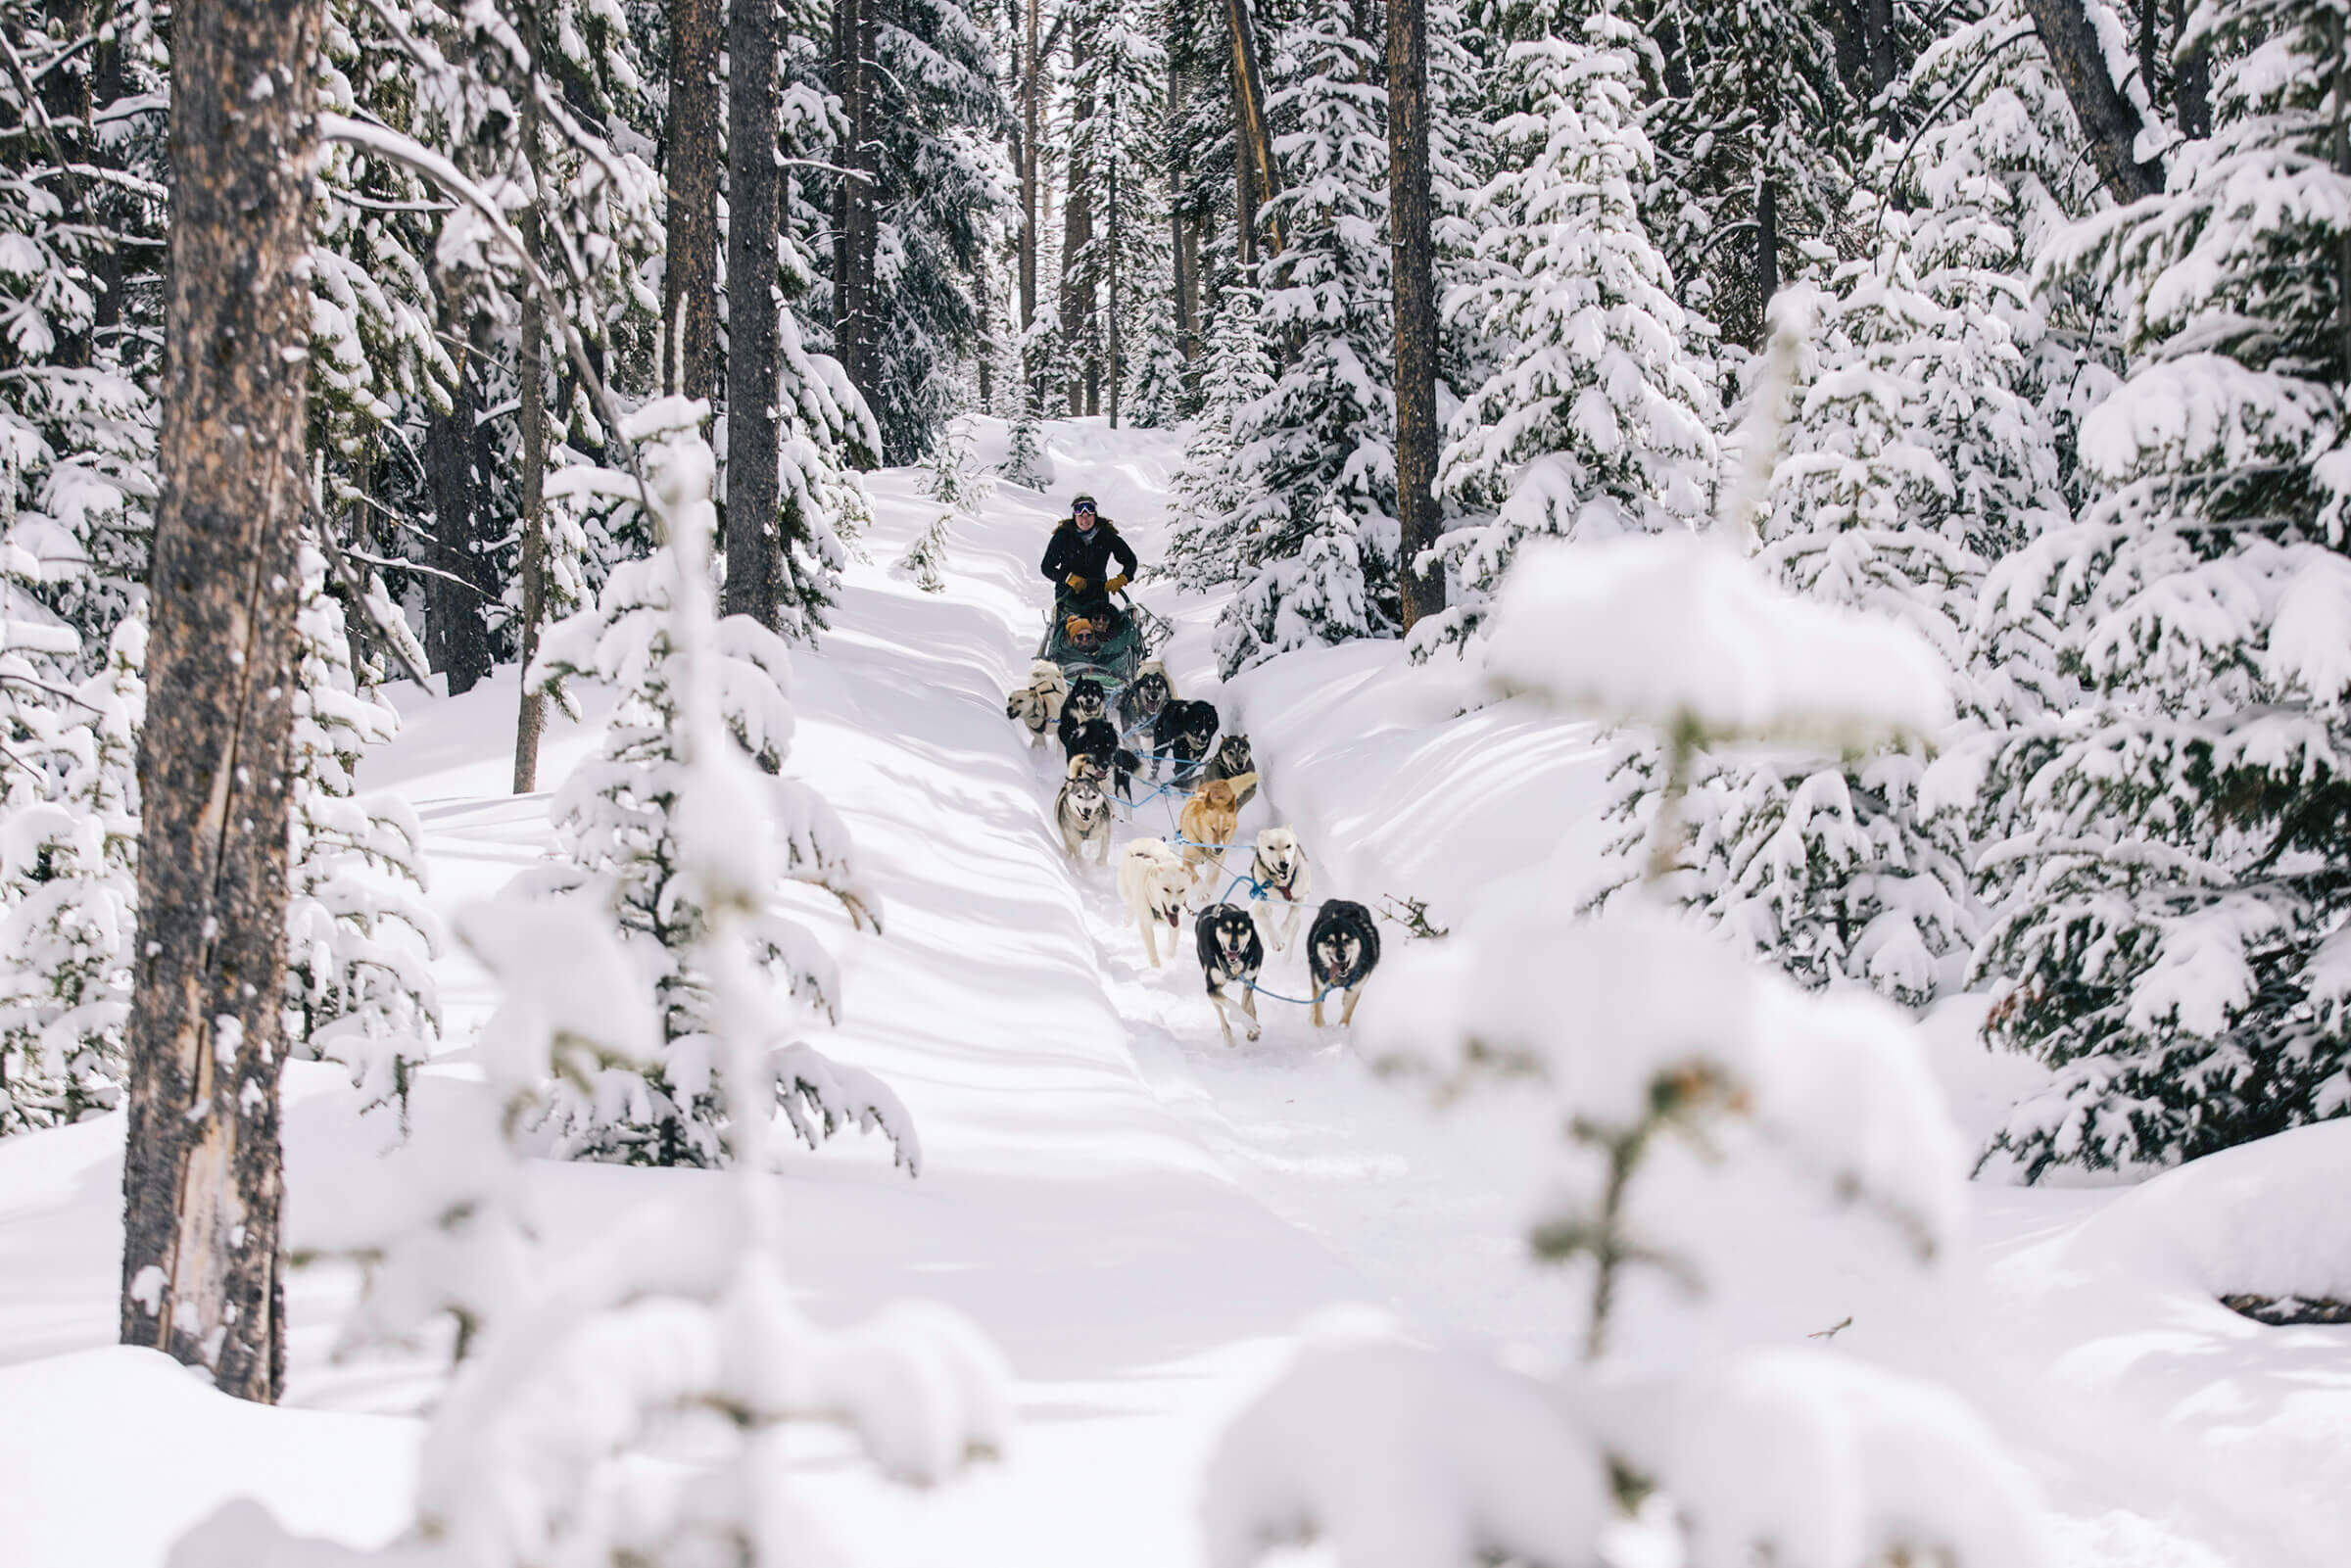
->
(1, 0, 2348, 1560)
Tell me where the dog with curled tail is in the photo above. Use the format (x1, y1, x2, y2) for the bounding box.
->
(1176, 775, 1255, 871)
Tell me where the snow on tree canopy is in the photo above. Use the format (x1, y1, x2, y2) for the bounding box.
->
(1485, 536, 1953, 746)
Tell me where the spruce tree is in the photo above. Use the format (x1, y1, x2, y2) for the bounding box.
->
(1170, 288, 1274, 588)
(1972, 0, 2351, 1175)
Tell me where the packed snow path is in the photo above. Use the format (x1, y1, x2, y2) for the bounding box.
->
(2, 420, 2347, 1566)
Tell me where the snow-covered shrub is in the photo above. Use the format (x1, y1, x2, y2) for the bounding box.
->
(1170, 289, 1274, 590)
(0, 618, 142, 1133)
(168, 394, 1005, 1568)
(526, 400, 914, 1170)
(1419, 7, 1716, 654)
(1206, 536, 2041, 1568)
(284, 542, 440, 1109)
(1963, 0, 2351, 1177)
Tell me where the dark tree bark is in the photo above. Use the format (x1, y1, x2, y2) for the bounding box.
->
(120, 0, 325, 1406)
(1224, 0, 1282, 259)
(727, 0, 783, 628)
(1388, 0, 1441, 629)
(513, 10, 551, 792)
(1864, 0, 1896, 96)
(1020, 0, 1039, 407)
(1168, 44, 1196, 360)
(2022, 0, 2165, 203)
(1107, 158, 1122, 427)
(832, 0, 880, 426)
(1755, 174, 1780, 315)
(424, 311, 495, 695)
(665, 0, 724, 402)
(1063, 20, 1097, 416)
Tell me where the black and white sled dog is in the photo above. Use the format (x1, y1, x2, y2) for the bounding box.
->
(1061, 717, 1119, 784)
(1150, 699, 1221, 781)
(1004, 660, 1068, 749)
(1055, 771, 1113, 867)
(1306, 899, 1379, 1028)
(1057, 676, 1109, 749)
(1117, 837, 1196, 968)
(1247, 827, 1312, 953)
(1117, 659, 1176, 732)
(1203, 734, 1257, 808)
(1195, 901, 1266, 1046)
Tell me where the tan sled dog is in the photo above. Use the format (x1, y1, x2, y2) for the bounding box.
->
(1005, 660, 1069, 748)
(1177, 774, 1255, 871)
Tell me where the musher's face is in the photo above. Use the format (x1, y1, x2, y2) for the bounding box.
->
(1074, 504, 1096, 532)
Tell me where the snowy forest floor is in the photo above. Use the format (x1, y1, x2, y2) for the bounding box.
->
(2, 417, 2347, 1566)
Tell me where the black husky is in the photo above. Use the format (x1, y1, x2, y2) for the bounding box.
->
(1117, 661, 1175, 731)
(1061, 717, 1119, 784)
(1306, 899, 1380, 1028)
(1203, 734, 1256, 809)
(1195, 902, 1266, 1046)
(1057, 676, 1109, 749)
(1151, 699, 1221, 782)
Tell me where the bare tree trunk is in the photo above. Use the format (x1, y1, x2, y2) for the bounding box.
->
(120, 0, 324, 1406)
(2022, 0, 2165, 203)
(1224, 0, 1282, 257)
(512, 13, 551, 793)
(1107, 158, 1122, 428)
(424, 309, 495, 694)
(1755, 173, 1780, 316)
(1864, 0, 1895, 97)
(666, 0, 724, 403)
(832, 0, 880, 431)
(1388, 0, 1442, 629)
(728, 0, 784, 629)
(1021, 0, 1039, 343)
(1063, 21, 1096, 416)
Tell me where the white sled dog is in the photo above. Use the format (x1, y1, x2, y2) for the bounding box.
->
(1054, 772, 1113, 867)
(1117, 837, 1197, 968)
(1005, 660, 1068, 748)
(1247, 827, 1312, 953)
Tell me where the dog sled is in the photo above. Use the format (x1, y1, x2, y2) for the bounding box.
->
(1037, 594, 1165, 692)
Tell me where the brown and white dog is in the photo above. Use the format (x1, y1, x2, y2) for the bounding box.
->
(1176, 774, 1256, 870)
(1054, 772, 1113, 867)
(1246, 827, 1312, 954)
(1116, 837, 1197, 967)
(1005, 659, 1068, 748)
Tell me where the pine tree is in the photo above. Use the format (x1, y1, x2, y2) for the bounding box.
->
(0, 619, 142, 1134)
(1420, 6, 1716, 652)
(1212, 0, 1400, 676)
(1170, 287, 1273, 587)
(1971, 0, 2351, 1175)
(284, 543, 441, 1110)
(527, 402, 915, 1169)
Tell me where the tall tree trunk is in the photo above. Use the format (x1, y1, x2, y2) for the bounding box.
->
(1107, 158, 1121, 428)
(666, 0, 724, 403)
(424, 309, 495, 695)
(1063, 22, 1096, 416)
(728, 0, 784, 628)
(1864, 0, 1895, 97)
(1388, 0, 1441, 629)
(832, 0, 880, 433)
(88, 24, 127, 349)
(1168, 49, 1196, 361)
(1755, 173, 1780, 317)
(120, 0, 325, 1405)
(2022, 0, 2165, 203)
(42, 0, 94, 368)
(513, 13, 551, 793)
(1021, 0, 1039, 341)
(1223, 0, 1282, 257)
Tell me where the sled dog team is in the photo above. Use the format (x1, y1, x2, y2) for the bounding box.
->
(1005, 655, 1380, 1046)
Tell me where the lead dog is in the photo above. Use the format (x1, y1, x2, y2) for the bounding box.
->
(1005, 660, 1068, 748)
(1247, 827, 1312, 954)
(1117, 837, 1196, 968)
(1306, 899, 1380, 1027)
(1203, 734, 1257, 808)
(1176, 775, 1255, 871)
(1054, 772, 1113, 866)
(1117, 659, 1176, 732)
(1195, 902, 1266, 1045)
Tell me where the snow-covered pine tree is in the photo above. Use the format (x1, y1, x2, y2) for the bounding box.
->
(1420, 4, 1716, 653)
(0, 618, 142, 1135)
(1169, 287, 1273, 588)
(1067, 0, 1169, 427)
(1687, 16, 2082, 1007)
(1964, 0, 2351, 1176)
(284, 543, 442, 1110)
(1211, 0, 1400, 676)
(527, 401, 916, 1169)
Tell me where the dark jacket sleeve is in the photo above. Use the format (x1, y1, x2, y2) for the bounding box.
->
(1040, 527, 1072, 583)
(1106, 528, 1140, 580)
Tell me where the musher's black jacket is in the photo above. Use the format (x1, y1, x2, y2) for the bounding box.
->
(1040, 518, 1139, 595)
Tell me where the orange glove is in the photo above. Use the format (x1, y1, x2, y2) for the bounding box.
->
(1066, 573, 1088, 591)
(1106, 573, 1129, 593)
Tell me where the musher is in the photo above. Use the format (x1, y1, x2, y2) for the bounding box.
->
(1039, 492, 1140, 652)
